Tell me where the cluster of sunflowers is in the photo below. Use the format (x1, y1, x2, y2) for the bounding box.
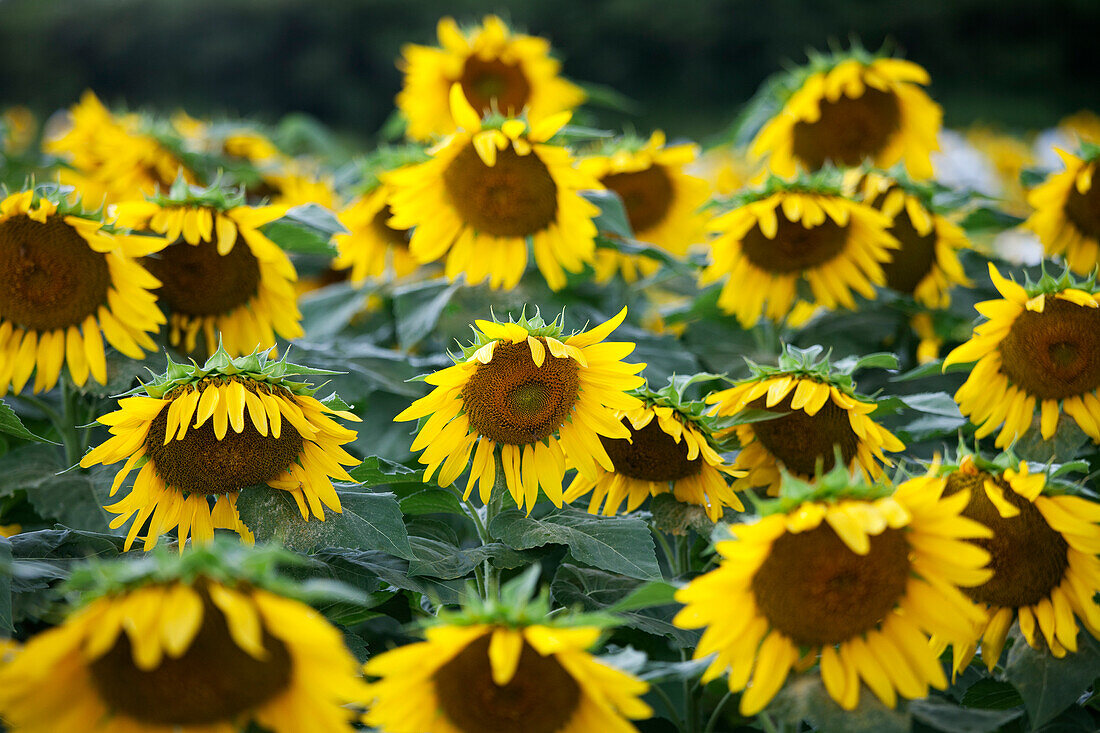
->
(2, 14, 1100, 733)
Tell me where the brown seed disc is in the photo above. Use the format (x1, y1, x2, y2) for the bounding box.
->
(0, 215, 111, 331)
(601, 164, 675, 234)
(747, 392, 860, 477)
(144, 384, 304, 495)
(739, 215, 849, 274)
(601, 418, 702, 482)
(998, 298, 1100, 401)
(371, 203, 412, 247)
(433, 632, 581, 733)
(945, 472, 1070, 608)
(791, 88, 902, 171)
(89, 587, 292, 725)
(443, 144, 558, 238)
(752, 523, 911, 646)
(1064, 175, 1100, 240)
(462, 341, 579, 446)
(459, 57, 532, 117)
(880, 207, 937, 294)
(142, 237, 260, 318)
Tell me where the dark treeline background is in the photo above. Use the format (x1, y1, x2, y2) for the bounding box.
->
(1, 0, 1098, 141)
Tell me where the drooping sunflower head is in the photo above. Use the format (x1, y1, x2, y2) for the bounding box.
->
(79, 347, 360, 552)
(749, 45, 941, 179)
(0, 187, 166, 396)
(113, 180, 303, 357)
(396, 307, 645, 513)
(0, 541, 369, 733)
(579, 130, 710, 282)
(674, 463, 992, 715)
(926, 450, 1100, 673)
(565, 375, 745, 521)
(397, 15, 586, 142)
(707, 345, 905, 495)
(945, 263, 1100, 447)
(699, 171, 899, 327)
(387, 85, 602, 291)
(1025, 144, 1100, 274)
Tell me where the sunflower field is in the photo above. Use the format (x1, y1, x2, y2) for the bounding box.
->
(3, 12, 1100, 733)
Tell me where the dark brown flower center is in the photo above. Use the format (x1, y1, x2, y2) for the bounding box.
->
(791, 87, 902, 171)
(1064, 172, 1100, 240)
(89, 587, 292, 725)
(880, 207, 937, 294)
(747, 392, 860, 477)
(0, 215, 111, 331)
(144, 382, 304, 495)
(601, 418, 702, 482)
(601, 164, 675, 235)
(945, 472, 1069, 608)
(443, 143, 558, 238)
(371, 203, 412, 247)
(459, 57, 532, 117)
(998, 298, 1100, 400)
(740, 215, 849, 273)
(462, 341, 579, 445)
(433, 632, 580, 733)
(752, 523, 911, 646)
(142, 236, 260, 317)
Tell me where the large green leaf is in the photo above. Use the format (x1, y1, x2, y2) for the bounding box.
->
(490, 508, 661, 581)
(769, 675, 911, 732)
(348, 456, 425, 488)
(261, 203, 346, 255)
(0, 536, 11, 632)
(0, 399, 51, 443)
(0, 445, 115, 533)
(1003, 627, 1100, 727)
(408, 537, 532, 580)
(908, 697, 1023, 732)
(393, 279, 461, 350)
(312, 547, 465, 606)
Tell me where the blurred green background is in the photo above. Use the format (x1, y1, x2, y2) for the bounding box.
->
(1, 0, 1097, 140)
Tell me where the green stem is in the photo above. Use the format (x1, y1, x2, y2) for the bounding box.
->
(758, 712, 781, 733)
(652, 527, 678, 579)
(483, 456, 506, 602)
(648, 683, 686, 732)
(704, 691, 733, 733)
(682, 648, 698, 733)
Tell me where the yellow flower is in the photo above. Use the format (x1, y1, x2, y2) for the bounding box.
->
(966, 126, 1035, 216)
(751, 55, 941, 179)
(364, 622, 651, 733)
(262, 169, 339, 210)
(708, 373, 904, 495)
(674, 475, 992, 714)
(114, 200, 303, 356)
(397, 15, 585, 142)
(689, 143, 760, 196)
(564, 402, 745, 521)
(1, 105, 36, 155)
(333, 181, 419, 284)
(396, 308, 645, 513)
(79, 353, 360, 552)
(937, 457, 1100, 673)
(1024, 148, 1100, 274)
(387, 85, 601, 291)
(580, 131, 710, 282)
(0, 190, 164, 396)
(943, 263, 1100, 446)
(0, 578, 367, 732)
(699, 188, 899, 327)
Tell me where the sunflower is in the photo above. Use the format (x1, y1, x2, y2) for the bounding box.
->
(707, 347, 905, 495)
(0, 546, 368, 732)
(944, 264, 1100, 446)
(936, 454, 1100, 672)
(699, 175, 899, 327)
(397, 15, 585, 142)
(564, 381, 745, 521)
(396, 308, 645, 513)
(0, 189, 165, 396)
(387, 85, 601, 291)
(674, 467, 992, 714)
(749, 50, 941, 179)
(689, 143, 760, 197)
(78, 348, 360, 552)
(113, 185, 303, 357)
(1024, 147, 1100, 274)
(966, 126, 1035, 216)
(262, 168, 339, 210)
(853, 170, 972, 308)
(579, 131, 710, 282)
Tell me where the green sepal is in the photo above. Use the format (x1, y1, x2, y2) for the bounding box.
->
(751, 454, 896, 517)
(735, 343, 895, 400)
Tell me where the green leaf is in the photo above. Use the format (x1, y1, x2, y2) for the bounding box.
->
(261, 222, 336, 255)
(0, 445, 115, 533)
(407, 537, 531, 580)
(398, 488, 467, 516)
(392, 279, 461, 351)
(0, 536, 12, 632)
(298, 282, 371, 340)
(960, 678, 1025, 710)
(908, 697, 1023, 732)
(960, 206, 1025, 232)
(490, 508, 661, 581)
(768, 674, 911, 732)
(583, 189, 634, 239)
(0, 399, 51, 443)
(312, 547, 465, 606)
(348, 456, 425, 488)
(608, 580, 680, 612)
(1003, 627, 1100, 727)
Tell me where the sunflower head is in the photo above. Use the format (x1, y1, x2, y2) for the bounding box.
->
(707, 345, 905, 494)
(79, 346, 360, 552)
(0, 540, 368, 733)
(1025, 143, 1100, 274)
(945, 263, 1100, 446)
(748, 44, 941, 179)
(0, 186, 166, 395)
(700, 169, 899, 327)
(675, 462, 991, 715)
(397, 15, 586, 142)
